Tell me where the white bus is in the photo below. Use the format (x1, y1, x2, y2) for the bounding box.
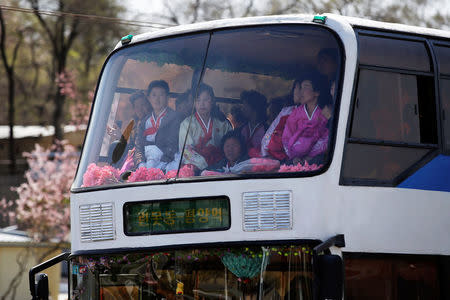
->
(30, 14, 450, 300)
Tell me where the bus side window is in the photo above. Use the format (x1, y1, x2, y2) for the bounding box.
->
(342, 34, 438, 185)
(435, 45, 450, 153)
(441, 79, 450, 153)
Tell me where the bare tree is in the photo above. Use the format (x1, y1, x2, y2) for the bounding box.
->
(0, 8, 24, 174)
(156, 0, 449, 30)
(158, 0, 257, 25)
(28, 0, 80, 141)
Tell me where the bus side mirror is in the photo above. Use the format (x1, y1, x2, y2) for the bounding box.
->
(35, 273, 49, 300)
(317, 254, 343, 300)
(29, 252, 70, 300)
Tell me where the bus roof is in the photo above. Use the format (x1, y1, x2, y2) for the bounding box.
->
(115, 14, 450, 51)
(332, 14, 450, 39)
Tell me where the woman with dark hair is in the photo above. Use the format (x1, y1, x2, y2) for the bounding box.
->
(281, 72, 329, 162)
(317, 48, 339, 120)
(179, 83, 232, 170)
(240, 90, 267, 157)
(261, 70, 329, 162)
(228, 105, 247, 130)
(135, 80, 183, 169)
(206, 130, 249, 173)
(175, 89, 194, 119)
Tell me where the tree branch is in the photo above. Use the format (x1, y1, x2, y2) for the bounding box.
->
(0, 8, 12, 75)
(163, 0, 180, 25)
(29, 0, 56, 44)
(191, 0, 201, 23)
(272, 0, 301, 15)
(64, 17, 80, 57)
(11, 30, 24, 69)
(242, 0, 254, 17)
(0, 247, 30, 300)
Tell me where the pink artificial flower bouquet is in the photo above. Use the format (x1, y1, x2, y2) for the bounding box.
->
(82, 163, 120, 187)
(279, 161, 322, 172)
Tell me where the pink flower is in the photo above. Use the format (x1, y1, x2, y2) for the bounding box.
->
(165, 165, 195, 179)
(2, 141, 77, 242)
(128, 167, 165, 183)
(82, 164, 120, 187)
(178, 164, 195, 178)
(165, 169, 178, 179)
(279, 161, 323, 172)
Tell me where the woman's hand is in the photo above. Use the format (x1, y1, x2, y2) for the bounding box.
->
(321, 105, 332, 120)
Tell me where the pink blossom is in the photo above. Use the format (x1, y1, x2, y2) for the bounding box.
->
(128, 167, 165, 183)
(0, 141, 77, 242)
(82, 164, 120, 187)
(56, 70, 77, 99)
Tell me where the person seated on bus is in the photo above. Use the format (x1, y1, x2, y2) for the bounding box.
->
(261, 70, 329, 162)
(261, 79, 298, 161)
(179, 83, 232, 171)
(205, 130, 249, 173)
(135, 80, 183, 169)
(240, 90, 267, 157)
(176, 89, 194, 120)
(107, 91, 151, 168)
(317, 48, 338, 120)
(228, 105, 247, 130)
(281, 72, 329, 164)
(267, 95, 291, 124)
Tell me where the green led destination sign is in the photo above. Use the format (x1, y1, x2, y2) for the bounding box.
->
(124, 197, 230, 235)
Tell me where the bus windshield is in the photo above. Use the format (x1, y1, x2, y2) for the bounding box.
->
(73, 25, 342, 188)
(70, 244, 313, 300)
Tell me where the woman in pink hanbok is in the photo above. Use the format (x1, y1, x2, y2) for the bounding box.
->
(282, 73, 329, 163)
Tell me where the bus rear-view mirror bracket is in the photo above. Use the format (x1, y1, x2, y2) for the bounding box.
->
(29, 252, 70, 300)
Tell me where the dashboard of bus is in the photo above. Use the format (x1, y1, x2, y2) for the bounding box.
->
(72, 24, 343, 190)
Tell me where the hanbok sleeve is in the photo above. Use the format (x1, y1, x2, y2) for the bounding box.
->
(283, 108, 325, 160)
(261, 112, 283, 157)
(261, 107, 292, 159)
(308, 126, 329, 158)
(248, 126, 265, 157)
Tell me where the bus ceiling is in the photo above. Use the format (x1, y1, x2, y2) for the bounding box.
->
(121, 26, 338, 79)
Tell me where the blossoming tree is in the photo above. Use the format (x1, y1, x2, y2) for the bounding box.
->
(1, 141, 78, 242)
